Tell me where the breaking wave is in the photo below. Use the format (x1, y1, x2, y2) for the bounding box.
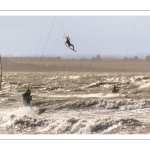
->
(53, 98, 150, 111)
(0, 114, 143, 134)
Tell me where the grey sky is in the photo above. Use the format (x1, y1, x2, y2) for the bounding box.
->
(0, 16, 150, 57)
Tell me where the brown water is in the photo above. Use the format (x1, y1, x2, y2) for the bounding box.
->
(1, 72, 150, 134)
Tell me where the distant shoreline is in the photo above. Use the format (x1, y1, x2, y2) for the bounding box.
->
(2, 56, 150, 72)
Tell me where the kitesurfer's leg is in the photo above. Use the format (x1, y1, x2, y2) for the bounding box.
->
(23, 98, 29, 106)
(23, 98, 27, 106)
(70, 44, 74, 50)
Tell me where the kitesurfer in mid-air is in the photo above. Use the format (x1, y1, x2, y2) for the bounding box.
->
(112, 85, 120, 93)
(65, 36, 76, 52)
(22, 87, 32, 107)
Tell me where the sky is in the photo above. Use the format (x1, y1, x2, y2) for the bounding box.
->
(0, 16, 150, 58)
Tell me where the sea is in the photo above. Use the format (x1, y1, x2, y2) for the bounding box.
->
(1, 72, 150, 134)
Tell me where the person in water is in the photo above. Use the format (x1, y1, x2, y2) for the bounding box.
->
(112, 85, 120, 93)
(22, 87, 32, 106)
(65, 36, 74, 50)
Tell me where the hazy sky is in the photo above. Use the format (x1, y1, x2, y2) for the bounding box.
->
(0, 16, 150, 57)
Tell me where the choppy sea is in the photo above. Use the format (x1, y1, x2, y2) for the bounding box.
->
(1, 72, 150, 134)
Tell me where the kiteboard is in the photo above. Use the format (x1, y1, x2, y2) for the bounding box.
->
(35, 108, 47, 115)
(70, 48, 76, 52)
(66, 45, 76, 52)
(31, 108, 47, 115)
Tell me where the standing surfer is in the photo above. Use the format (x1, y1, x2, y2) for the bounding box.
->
(22, 87, 32, 106)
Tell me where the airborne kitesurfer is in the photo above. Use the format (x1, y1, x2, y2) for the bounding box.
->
(65, 36, 75, 51)
(112, 85, 119, 93)
(22, 87, 32, 106)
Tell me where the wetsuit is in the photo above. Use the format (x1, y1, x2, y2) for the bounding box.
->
(22, 92, 32, 106)
(66, 38, 70, 45)
(65, 37, 74, 50)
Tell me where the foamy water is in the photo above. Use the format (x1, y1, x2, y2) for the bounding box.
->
(1, 72, 150, 134)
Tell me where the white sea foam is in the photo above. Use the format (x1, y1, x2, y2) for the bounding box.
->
(69, 75, 80, 79)
(103, 93, 126, 98)
(139, 82, 150, 89)
(36, 93, 126, 98)
(36, 117, 142, 134)
(36, 93, 104, 98)
(107, 122, 121, 131)
(0, 98, 9, 103)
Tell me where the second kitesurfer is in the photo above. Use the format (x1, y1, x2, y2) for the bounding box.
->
(112, 85, 120, 93)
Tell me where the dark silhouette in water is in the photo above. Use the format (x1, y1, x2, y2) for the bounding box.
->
(112, 85, 120, 93)
(22, 87, 32, 106)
